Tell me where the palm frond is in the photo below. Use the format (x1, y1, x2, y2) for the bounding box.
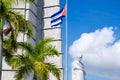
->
(3, 38, 14, 63)
(10, 30, 17, 50)
(0, 0, 9, 16)
(17, 0, 35, 3)
(3, 49, 13, 64)
(38, 45, 59, 60)
(10, 54, 33, 80)
(6, 11, 18, 36)
(35, 38, 53, 53)
(3, 38, 11, 48)
(3, 0, 17, 6)
(11, 11, 33, 38)
(14, 65, 32, 80)
(0, 18, 2, 30)
(5, 11, 33, 37)
(17, 42, 34, 55)
(27, 0, 35, 3)
(9, 55, 23, 69)
(4, 11, 33, 50)
(46, 63, 61, 80)
(0, 0, 17, 16)
(26, 20, 33, 38)
(13, 12, 27, 31)
(3, 38, 13, 54)
(34, 61, 49, 80)
(11, 55, 32, 69)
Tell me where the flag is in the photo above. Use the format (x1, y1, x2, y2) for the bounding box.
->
(51, 5, 66, 27)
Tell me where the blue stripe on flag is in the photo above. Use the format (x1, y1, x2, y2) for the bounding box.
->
(51, 16, 63, 23)
(51, 19, 63, 26)
(51, 8, 63, 18)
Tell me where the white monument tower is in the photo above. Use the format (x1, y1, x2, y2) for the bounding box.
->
(72, 56, 85, 80)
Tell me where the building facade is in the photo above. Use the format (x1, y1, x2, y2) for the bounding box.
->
(1, 0, 63, 80)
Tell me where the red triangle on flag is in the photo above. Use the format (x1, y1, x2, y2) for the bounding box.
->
(62, 5, 66, 16)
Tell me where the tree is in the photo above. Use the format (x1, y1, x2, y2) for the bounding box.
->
(9, 38, 61, 80)
(0, 0, 35, 60)
(0, 0, 34, 68)
(0, 0, 35, 79)
(0, 0, 34, 48)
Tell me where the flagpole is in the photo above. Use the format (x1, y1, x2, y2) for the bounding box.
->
(65, 0, 68, 80)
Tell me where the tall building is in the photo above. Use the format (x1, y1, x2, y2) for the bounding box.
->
(1, 0, 63, 80)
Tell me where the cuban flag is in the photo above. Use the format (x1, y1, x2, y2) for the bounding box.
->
(51, 6, 66, 27)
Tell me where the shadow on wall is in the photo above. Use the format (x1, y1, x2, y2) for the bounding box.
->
(36, 0, 45, 40)
(27, 0, 44, 45)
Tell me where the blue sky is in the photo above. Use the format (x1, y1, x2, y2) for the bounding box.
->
(61, 0, 120, 80)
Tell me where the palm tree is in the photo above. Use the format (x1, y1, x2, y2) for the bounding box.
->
(0, 0, 18, 79)
(0, 1, 34, 63)
(0, 0, 35, 79)
(8, 38, 61, 80)
(0, 0, 34, 65)
(0, 0, 33, 43)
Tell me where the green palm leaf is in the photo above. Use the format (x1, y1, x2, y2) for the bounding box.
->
(34, 61, 49, 80)
(46, 63, 61, 80)
(17, 42, 34, 54)
(14, 65, 32, 80)
(16, 0, 35, 3)
(35, 38, 53, 54)
(9, 55, 23, 69)
(37, 45, 59, 60)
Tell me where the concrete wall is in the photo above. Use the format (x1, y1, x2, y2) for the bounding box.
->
(40, 0, 63, 79)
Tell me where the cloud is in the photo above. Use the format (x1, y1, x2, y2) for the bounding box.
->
(69, 27, 120, 80)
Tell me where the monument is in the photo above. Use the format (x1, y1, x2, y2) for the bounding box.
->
(72, 56, 85, 80)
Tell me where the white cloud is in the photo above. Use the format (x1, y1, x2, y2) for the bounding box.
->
(69, 27, 120, 80)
